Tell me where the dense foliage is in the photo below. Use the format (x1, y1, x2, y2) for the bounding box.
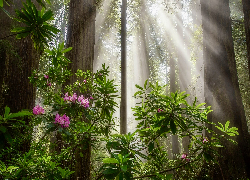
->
(0, 62, 238, 179)
(0, 0, 244, 179)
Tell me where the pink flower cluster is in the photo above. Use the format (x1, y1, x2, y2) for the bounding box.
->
(157, 108, 164, 113)
(77, 95, 90, 108)
(63, 92, 91, 108)
(33, 105, 45, 115)
(64, 92, 78, 103)
(54, 113, 70, 128)
(181, 153, 190, 162)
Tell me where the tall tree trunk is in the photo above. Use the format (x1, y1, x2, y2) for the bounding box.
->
(192, 0, 204, 104)
(0, 0, 39, 154)
(65, 0, 96, 179)
(201, 0, 250, 178)
(120, 0, 127, 134)
(242, 0, 250, 80)
(170, 51, 180, 159)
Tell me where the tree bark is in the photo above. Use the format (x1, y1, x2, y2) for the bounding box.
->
(65, 0, 96, 179)
(242, 0, 250, 80)
(0, 0, 39, 154)
(201, 0, 250, 178)
(120, 0, 127, 134)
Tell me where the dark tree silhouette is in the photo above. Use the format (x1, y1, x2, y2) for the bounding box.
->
(0, 0, 39, 154)
(65, 0, 96, 179)
(201, 0, 250, 178)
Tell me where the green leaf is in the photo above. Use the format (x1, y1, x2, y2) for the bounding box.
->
(170, 120, 176, 134)
(0, 160, 6, 172)
(144, 79, 148, 89)
(7, 166, 19, 173)
(227, 127, 239, 136)
(0, 126, 7, 133)
(61, 47, 72, 54)
(16, 31, 30, 39)
(0, 0, 3, 7)
(8, 110, 32, 119)
(11, 27, 27, 33)
(135, 84, 143, 91)
(42, 9, 53, 21)
(36, 0, 45, 7)
(195, 103, 206, 109)
(225, 121, 230, 131)
(4, 106, 10, 118)
(103, 158, 119, 164)
(121, 165, 127, 172)
(45, 0, 51, 5)
(2, 7, 12, 19)
(148, 141, 154, 152)
(215, 126, 224, 132)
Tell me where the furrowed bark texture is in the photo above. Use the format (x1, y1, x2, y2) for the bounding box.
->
(65, 0, 96, 179)
(201, 0, 250, 178)
(242, 0, 250, 80)
(0, 0, 39, 154)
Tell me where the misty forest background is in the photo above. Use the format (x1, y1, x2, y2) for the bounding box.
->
(1, 0, 250, 179)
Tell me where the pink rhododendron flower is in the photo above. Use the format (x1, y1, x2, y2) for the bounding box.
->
(69, 93, 77, 103)
(78, 95, 84, 102)
(64, 92, 78, 103)
(64, 93, 90, 108)
(33, 105, 45, 115)
(181, 153, 187, 159)
(44, 75, 49, 79)
(81, 99, 89, 108)
(157, 108, 163, 113)
(54, 113, 70, 128)
(78, 95, 89, 108)
(89, 96, 93, 100)
(64, 92, 70, 101)
(203, 138, 208, 143)
(47, 82, 51, 86)
(83, 79, 87, 84)
(181, 153, 190, 162)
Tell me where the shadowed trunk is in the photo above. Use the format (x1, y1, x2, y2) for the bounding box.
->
(201, 0, 250, 178)
(65, 0, 96, 179)
(0, 0, 39, 156)
(242, 0, 250, 80)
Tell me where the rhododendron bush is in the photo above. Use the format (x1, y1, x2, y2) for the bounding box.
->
(0, 61, 239, 179)
(0, 42, 239, 179)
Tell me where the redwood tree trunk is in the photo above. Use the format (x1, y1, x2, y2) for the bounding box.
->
(0, 0, 39, 154)
(201, 0, 250, 178)
(242, 0, 250, 80)
(120, 0, 127, 134)
(65, 0, 96, 179)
